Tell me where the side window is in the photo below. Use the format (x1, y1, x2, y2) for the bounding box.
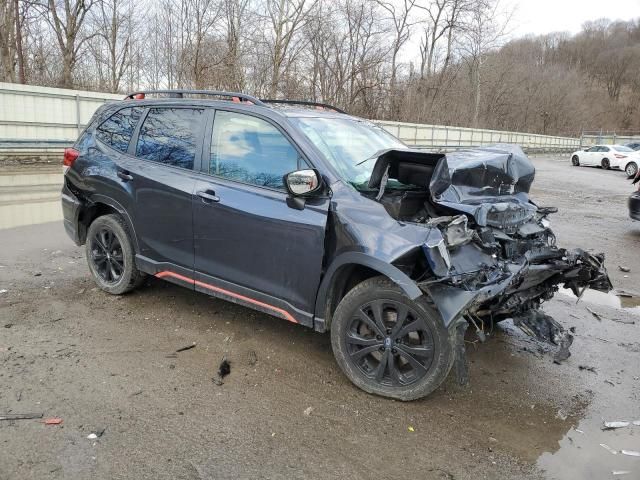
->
(95, 107, 143, 152)
(601, 146, 610, 152)
(136, 108, 204, 169)
(210, 111, 305, 190)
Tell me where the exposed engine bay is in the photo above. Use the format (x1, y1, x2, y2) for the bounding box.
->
(365, 145, 612, 367)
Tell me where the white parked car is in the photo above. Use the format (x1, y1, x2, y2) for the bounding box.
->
(571, 145, 639, 177)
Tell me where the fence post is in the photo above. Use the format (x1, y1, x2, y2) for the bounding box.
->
(75, 94, 81, 135)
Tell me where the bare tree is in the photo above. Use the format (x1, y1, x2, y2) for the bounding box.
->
(36, 0, 98, 88)
(374, 0, 417, 115)
(263, 0, 318, 98)
(0, 0, 17, 82)
(459, 0, 510, 127)
(88, 0, 134, 92)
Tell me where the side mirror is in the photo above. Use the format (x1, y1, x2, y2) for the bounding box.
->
(284, 169, 321, 196)
(283, 169, 322, 210)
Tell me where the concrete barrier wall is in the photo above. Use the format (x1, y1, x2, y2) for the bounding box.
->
(0, 82, 121, 157)
(1, 82, 582, 158)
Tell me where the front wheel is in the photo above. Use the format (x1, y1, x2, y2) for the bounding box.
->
(330, 277, 454, 401)
(626, 161, 638, 178)
(601, 158, 610, 169)
(85, 214, 144, 295)
(571, 155, 580, 166)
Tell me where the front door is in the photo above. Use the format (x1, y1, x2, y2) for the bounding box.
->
(193, 109, 329, 326)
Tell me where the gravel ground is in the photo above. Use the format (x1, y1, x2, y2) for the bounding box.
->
(0, 156, 639, 480)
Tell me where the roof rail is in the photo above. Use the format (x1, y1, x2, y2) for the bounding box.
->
(124, 90, 266, 106)
(260, 99, 346, 114)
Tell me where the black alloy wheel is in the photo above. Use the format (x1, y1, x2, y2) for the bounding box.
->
(85, 214, 144, 295)
(89, 227, 124, 284)
(331, 277, 454, 401)
(345, 299, 434, 387)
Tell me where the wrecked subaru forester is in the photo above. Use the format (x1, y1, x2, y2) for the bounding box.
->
(61, 92, 612, 401)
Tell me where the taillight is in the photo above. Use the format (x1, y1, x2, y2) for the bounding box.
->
(615, 154, 627, 159)
(63, 147, 80, 173)
(134, 93, 145, 100)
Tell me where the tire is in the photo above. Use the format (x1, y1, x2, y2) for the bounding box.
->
(330, 276, 454, 401)
(626, 161, 638, 178)
(85, 214, 144, 295)
(601, 158, 610, 169)
(571, 155, 580, 166)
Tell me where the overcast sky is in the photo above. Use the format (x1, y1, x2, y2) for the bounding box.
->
(510, 0, 640, 37)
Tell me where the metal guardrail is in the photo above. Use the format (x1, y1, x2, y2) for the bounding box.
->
(1, 82, 583, 157)
(580, 131, 640, 147)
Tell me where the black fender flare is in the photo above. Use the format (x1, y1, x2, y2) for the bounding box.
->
(86, 194, 140, 253)
(314, 252, 423, 326)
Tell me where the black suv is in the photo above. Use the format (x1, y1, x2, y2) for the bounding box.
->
(62, 90, 612, 400)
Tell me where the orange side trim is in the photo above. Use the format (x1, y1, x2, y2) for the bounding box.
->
(155, 271, 298, 323)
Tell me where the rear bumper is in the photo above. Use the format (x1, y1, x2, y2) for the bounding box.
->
(61, 181, 83, 245)
(629, 192, 640, 221)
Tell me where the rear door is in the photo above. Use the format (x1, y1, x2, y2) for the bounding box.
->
(192, 109, 329, 326)
(115, 106, 206, 276)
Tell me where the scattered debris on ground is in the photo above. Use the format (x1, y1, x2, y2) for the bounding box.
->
(0, 289, 8, 294)
(0, 413, 43, 421)
(618, 266, 631, 272)
(586, 307, 603, 321)
(612, 471, 632, 476)
(44, 418, 63, 425)
(578, 365, 597, 373)
(213, 358, 231, 385)
(610, 318, 635, 325)
(248, 350, 257, 366)
(622, 450, 640, 457)
(4, 323, 13, 328)
(614, 291, 632, 298)
(175, 343, 196, 353)
(303, 406, 313, 416)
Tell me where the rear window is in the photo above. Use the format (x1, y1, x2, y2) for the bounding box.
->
(136, 108, 204, 170)
(95, 107, 143, 152)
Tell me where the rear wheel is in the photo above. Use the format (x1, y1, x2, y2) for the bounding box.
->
(601, 158, 610, 169)
(571, 155, 580, 166)
(626, 161, 638, 178)
(86, 214, 144, 295)
(330, 276, 454, 401)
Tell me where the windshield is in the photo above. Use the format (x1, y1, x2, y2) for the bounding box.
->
(291, 117, 406, 189)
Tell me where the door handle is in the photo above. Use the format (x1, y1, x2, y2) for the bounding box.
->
(117, 170, 134, 182)
(196, 190, 220, 203)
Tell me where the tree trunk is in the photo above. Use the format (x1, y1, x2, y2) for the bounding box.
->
(13, 0, 24, 83)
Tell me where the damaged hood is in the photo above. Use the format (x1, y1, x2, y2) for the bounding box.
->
(367, 145, 537, 228)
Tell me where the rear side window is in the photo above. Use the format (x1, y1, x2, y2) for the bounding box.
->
(136, 108, 204, 169)
(210, 111, 304, 190)
(95, 107, 143, 152)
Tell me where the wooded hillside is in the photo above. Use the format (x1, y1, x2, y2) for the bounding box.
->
(1, 0, 638, 136)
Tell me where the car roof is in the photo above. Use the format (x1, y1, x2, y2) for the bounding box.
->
(109, 98, 361, 122)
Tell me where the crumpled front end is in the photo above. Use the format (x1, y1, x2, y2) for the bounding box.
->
(366, 145, 612, 366)
(418, 210, 611, 362)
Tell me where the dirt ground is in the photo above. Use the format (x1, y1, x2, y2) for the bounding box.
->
(1, 156, 639, 480)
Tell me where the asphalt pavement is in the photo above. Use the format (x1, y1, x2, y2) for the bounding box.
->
(1, 156, 639, 480)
